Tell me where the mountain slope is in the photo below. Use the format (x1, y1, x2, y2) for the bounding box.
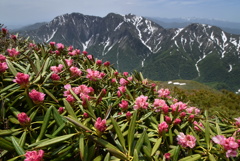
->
(18, 12, 240, 92)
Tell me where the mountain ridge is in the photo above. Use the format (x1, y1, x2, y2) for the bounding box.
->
(17, 12, 240, 92)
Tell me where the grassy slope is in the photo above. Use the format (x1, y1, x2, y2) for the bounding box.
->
(154, 79, 240, 118)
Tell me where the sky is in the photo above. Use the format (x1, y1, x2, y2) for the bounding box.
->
(0, 0, 240, 29)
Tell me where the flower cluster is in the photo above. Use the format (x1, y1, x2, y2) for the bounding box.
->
(0, 54, 8, 73)
(212, 135, 239, 157)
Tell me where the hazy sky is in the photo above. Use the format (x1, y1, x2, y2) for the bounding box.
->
(1, 0, 240, 28)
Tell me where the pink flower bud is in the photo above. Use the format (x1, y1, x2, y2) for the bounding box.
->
(165, 116, 172, 124)
(58, 107, 65, 114)
(1, 28, 8, 35)
(7, 48, 20, 57)
(0, 62, 8, 73)
(13, 73, 30, 87)
(173, 118, 181, 125)
(57, 43, 64, 50)
(50, 73, 60, 81)
(126, 111, 132, 120)
(123, 72, 128, 76)
(29, 89, 45, 104)
(0, 54, 6, 62)
(94, 117, 107, 132)
(49, 42, 55, 46)
(96, 60, 102, 65)
(17, 112, 31, 126)
(103, 61, 110, 66)
(119, 100, 129, 110)
(158, 121, 168, 133)
(164, 153, 171, 160)
(25, 150, 44, 161)
(83, 112, 89, 118)
(82, 51, 88, 55)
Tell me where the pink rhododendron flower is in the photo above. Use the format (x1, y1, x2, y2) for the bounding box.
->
(171, 102, 187, 112)
(158, 121, 168, 133)
(7, 48, 20, 57)
(119, 78, 128, 86)
(50, 73, 60, 81)
(153, 99, 169, 112)
(133, 95, 148, 110)
(68, 49, 81, 56)
(29, 43, 36, 48)
(177, 132, 196, 148)
(126, 111, 132, 120)
(82, 51, 88, 55)
(164, 153, 171, 160)
(11, 34, 17, 40)
(212, 135, 239, 158)
(180, 112, 186, 118)
(49, 42, 55, 46)
(1, 28, 8, 34)
(103, 61, 110, 66)
(119, 100, 129, 110)
(68, 46, 73, 51)
(13, 73, 30, 87)
(96, 59, 102, 65)
(0, 54, 6, 62)
(0, 62, 8, 73)
(24, 150, 44, 161)
(66, 95, 76, 103)
(157, 88, 170, 98)
(50, 64, 63, 74)
(164, 116, 172, 124)
(123, 72, 128, 76)
(56, 43, 64, 50)
(87, 55, 93, 60)
(173, 118, 181, 125)
(86, 69, 105, 81)
(94, 117, 107, 132)
(70, 66, 82, 76)
(65, 59, 73, 66)
(29, 89, 45, 104)
(193, 121, 204, 131)
(127, 76, 133, 81)
(186, 107, 201, 115)
(58, 107, 65, 114)
(114, 71, 119, 76)
(17, 112, 31, 126)
(117, 86, 126, 97)
(235, 117, 240, 127)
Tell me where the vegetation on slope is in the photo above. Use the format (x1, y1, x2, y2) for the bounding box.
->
(1, 25, 240, 160)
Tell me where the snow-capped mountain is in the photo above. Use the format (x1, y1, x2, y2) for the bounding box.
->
(19, 12, 240, 91)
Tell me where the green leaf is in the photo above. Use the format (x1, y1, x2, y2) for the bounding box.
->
(36, 133, 75, 148)
(42, 87, 59, 103)
(93, 155, 102, 161)
(65, 116, 93, 132)
(36, 106, 52, 142)
(79, 134, 85, 160)
(90, 136, 128, 160)
(0, 137, 14, 151)
(11, 136, 25, 156)
(208, 153, 217, 161)
(110, 116, 126, 151)
(143, 145, 151, 160)
(128, 110, 137, 156)
(0, 83, 17, 94)
(151, 137, 162, 156)
(19, 131, 27, 147)
(52, 107, 64, 126)
(135, 130, 146, 153)
(0, 129, 21, 136)
(63, 98, 77, 119)
(103, 152, 110, 161)
(179, 154, 201, 161)
(133, 149, 139, 161)
(6, 59, 17, 76)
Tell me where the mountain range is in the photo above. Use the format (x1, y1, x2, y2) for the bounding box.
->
(17, 12, 240, 92)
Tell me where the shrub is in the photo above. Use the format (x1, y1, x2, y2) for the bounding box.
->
(0, 27, 240, 160)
